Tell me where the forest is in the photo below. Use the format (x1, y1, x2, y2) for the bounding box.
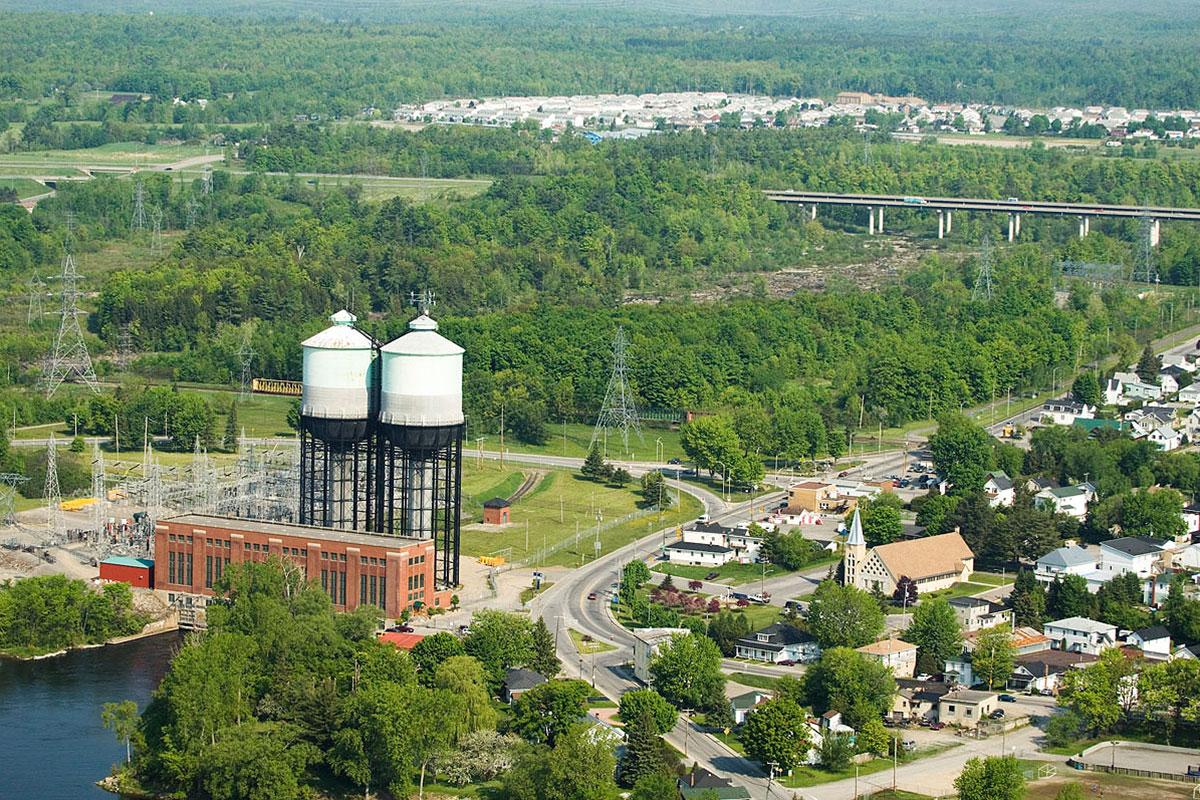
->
(1, 0, 1200, 122)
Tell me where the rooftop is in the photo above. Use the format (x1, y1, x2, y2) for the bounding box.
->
(1131, 625, 1171, 641)
(1037, 545, 1095, 569)
(378, 631, 425, 650)
(100, 555, 153, 569)
(941, 689, 997, 704)
(870, 531, 973, 581)
(483, 497, 511, 508)
(666, 541, 732, 554)
(160, 514, 429, 550)
(504, 667, 547, 692)
(1102, 536, 1164, 557)
(1046, 616, 1117, 634)
(857, 637, 916, 656)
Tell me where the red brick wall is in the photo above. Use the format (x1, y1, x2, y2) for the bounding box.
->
(98, 562, 152, 589)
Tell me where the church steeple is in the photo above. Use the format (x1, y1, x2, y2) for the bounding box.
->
(843, 507, 867, 587)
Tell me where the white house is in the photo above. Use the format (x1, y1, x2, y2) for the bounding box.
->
(1123, 625, 1172, 659)
(983, 471, 1015, 508)
(1044, 617, 1119, 655)
(730, 690, 771, 725)
(735, 622, 821, 664)
(1146, 424, 1183, 451)
(666, 521, 763, 566)
(950, 596, 1012, 632)
(1008, 651, 1097, 694)
(631, 628, 689, 684)
(1098, 536, 1165, 579)
(1174, 540, 1200, 569)
(1177, 384, 1200, 405)
(1033, 483, 1096, 519)
(1035, 545, 1096, 585)
(1041, 399, 1096, 426)
(665, 540, 731, 567)
(856, 637, 918, 678)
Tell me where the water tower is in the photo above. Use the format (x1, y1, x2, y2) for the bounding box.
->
(377, 310, 464, 588)
(298, 310, 380, 530)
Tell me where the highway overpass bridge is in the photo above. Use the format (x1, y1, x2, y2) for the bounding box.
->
(762, 190, 1200, 243)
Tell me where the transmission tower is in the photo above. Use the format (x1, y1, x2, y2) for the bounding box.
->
(862, 130, 873, 166)
(201, 168, 213, 196)
(115, 323, 135, 369)
(237, 335, 257, 400)
(26, 274, 46, 323)
(591, 326, 642, 452)
(0, 473, 29, 526)
(972, 234, 995, 302)
(1131, 213, 1158, 284)
(40, 240, 99, 397)
(185, 195, 201, 229)
(44, 434, 64, 543)
(131, 181, 147, 232)
(150, 206, 164, 255)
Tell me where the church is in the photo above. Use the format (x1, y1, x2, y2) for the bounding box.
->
(842, 508, 974, 595)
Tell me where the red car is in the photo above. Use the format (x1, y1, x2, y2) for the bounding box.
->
(587, 592, 598, 601)
(778, 659, 796, 667)
(930, 722, 945, 731)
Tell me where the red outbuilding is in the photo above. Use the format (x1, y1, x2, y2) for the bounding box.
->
(483, 497, 511, 525)
(98, 556, 154, 589)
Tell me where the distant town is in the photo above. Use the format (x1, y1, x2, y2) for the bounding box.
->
(385, 90, 1200, 142)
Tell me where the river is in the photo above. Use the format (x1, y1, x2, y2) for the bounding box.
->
(0, 633, 180, 800)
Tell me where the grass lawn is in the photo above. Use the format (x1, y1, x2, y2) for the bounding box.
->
(653, 560, 785, 586)
(861, 792, 935, 800)
(712, 727, 745, 754)
(968, 571, 1014, 586)
(0, 165, 85, 177)
(478, 421, 687, 463)
(518, 582, 554, 604)
(782, 743, 960, 789)
(0, 177, 48, 199)
(0, 141, 213, 167)
(302, 174, 493, 203)
(726, 671, 783, 692)
(916, 581, 1004, 603)
(568, 628, 616, 656)
(458, 464, 703, 568)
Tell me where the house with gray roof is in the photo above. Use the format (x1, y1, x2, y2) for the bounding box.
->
(1035, 545, 1096, 585)
(1033, 483, 1096, 518)
(735, 622, 821, 664)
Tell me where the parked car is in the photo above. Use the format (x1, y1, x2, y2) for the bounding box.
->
(668, 458, 681, 465)
(990, 709, 1006, 719)
(704, 571, 720, 580)
(837, 470, 849, 478)
(999, 694, 1017, 703)
(587, 592, 598, 601)
(898, 478, 911, 488)
(929, 722, 945, 731)
(902, 738, 917, 751)
(778, 659, 796, 667)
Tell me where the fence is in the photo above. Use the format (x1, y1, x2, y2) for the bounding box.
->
(1066, 758, 1200, 784)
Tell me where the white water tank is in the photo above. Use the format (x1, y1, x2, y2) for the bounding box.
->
(300, 309, 376, 423)
(378, 314, 464, 427)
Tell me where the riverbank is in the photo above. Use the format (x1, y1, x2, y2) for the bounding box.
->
(0, 614, 180, 661)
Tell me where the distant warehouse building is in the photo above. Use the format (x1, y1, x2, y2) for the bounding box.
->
(153, 514, 448, 617)
(99, 556, 154, 589)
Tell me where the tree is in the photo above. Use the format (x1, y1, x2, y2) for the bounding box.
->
(464, 610, 534, 688)
(529, 617, 560, 679)
(1054, 783, 1087, 800)
(856, 717, 890, 757)
(640, 470, 669, 507)
(1160, 573, 1200, 643)
(857, 493, 903, 546)
(631, 773, 678, 800)
(1136, 343, 1161, 382)
(892, 576, 918, 608)
(1095, 571, 1150, 631)
(1136, 659, 1200, 743)
(1059, 649, 1137, 734)
(509, 679, 591, 746)
(905, 598, 963, 675)
(1047, 574, 1094, 620)
(648, 632, 726, 712)
(610, 467, 632, 487)
(101, 700, 139, 764)
(224, 402, 239, 451)
(970, 626, 1016, 690)
(706, 610, 751, 656)
(818, 732, 854, 771)
(914, 492, 960, 534)
(954, 756, 1026, 800)
(1119, 488, 1186, 540)
(580, 443, 611, 482)
(618, 688, 677, 735)
(198, 722, 319, 800)
(946, 492, 997, 556)
(617, 709, 672, 788)
(803, 647, 896, 728)
(329, 728, 373, 800)
(410, 631, 466, 685)
(929, 413, 995, 494)
(436, 730, 520, 787)
(1071, 372, 1101, 407)
(738, 697, 811, 773)
(434, 656, 498, 734)
(761, 528, 817, 570)
(502, 724, 618, 800)
(1009, 568, 1047, 628)
(805, 580, 885, 649)
(679, 414, 742, 478)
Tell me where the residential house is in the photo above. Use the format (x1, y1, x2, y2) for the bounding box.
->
(666, 521, 763, 566)
(802, 712, 856, 765)
(787, 481, 846, 513)
(1182, 504, 1200, 536)
(1035, 545, 1096, 585)
(1177, 383, 1200, 405)
(730, 690, 771, 725)
(950, 596, 1012, 632)
(1041, 399, 1096, 426)
(938, 689, 998, 729)
(856, 637, 918, 677)
(631, 627, 689, 684)
(1160, 365, 1191, 395)
(983, 471, 1015, 508)
(1111, 371, 1164, 405)
(1044, 617, 1119, 655)
(1008, 650, 1097, 694)
(735, 622, 821, 664)
(843, 509, 974, 595)
(946, 626, 1050, 687)
(1174, 540, 1200, 568)
(1073, 418, 1130, 438)
(1103, 377, 1122, 407)
(665, 539, 731, 567)
(892, 679, 952, 723)
(1033, 483, 1096, 519)
(677, 766, 752, 800)
(502, 668, 547, 703)
(1099, 536, 1165, 579)
(1124, 625, 1172, 659)
(1146, 424, 1183, 451)
(1173, 643, 1200, 660)
(1025, 476, 1059, 495)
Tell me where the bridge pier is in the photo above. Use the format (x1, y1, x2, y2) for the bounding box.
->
(810, 204, 817, 220)
(1151, 219, 1161, 247)
(946, 210, 953, 233)
(1079, 216, 1090, 237)
(1016, 213, 1021, 237)
(877, 207, 883, 233)
(1008, 213, 1015, 242)
(937, 210, 945, 239)
(868, 207, 875, 235)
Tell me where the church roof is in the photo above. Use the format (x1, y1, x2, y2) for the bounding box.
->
(871, 532, 973, 581)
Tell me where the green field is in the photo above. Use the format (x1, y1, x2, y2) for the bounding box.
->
(0, 166, 85, 177)
(726, 671, 783, 692)
(458, 462, 702, 567)
(782, 743, 960, 789)
(478, 421, 687, 463)
(0, 142, 215, 169)
(0, 178, 49, 199)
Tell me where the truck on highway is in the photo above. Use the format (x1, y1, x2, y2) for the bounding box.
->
(903, 196, 928, 205)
